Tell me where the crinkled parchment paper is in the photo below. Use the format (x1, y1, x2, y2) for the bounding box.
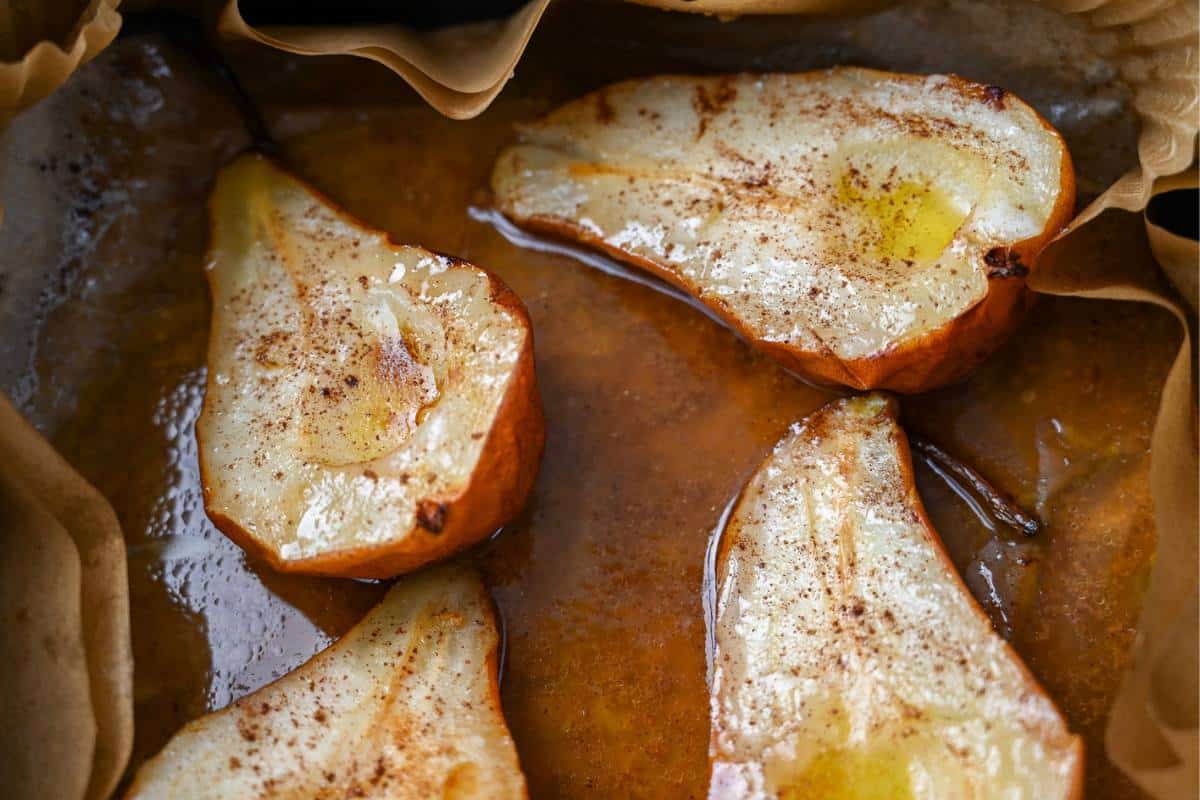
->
(0, 395, 132, 800)
(0, 0, 119, 126)
(0, 463, 92, 800)
(218, 0, 551, 119)
(0, 0, 1195, 797)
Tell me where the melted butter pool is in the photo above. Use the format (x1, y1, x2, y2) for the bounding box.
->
(837, 171, 969, 263)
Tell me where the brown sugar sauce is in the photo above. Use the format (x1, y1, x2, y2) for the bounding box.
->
(1, 2, 1180, 797)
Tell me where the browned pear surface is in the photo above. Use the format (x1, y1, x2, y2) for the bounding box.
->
(125, 566, 527, 799)
(492, 69, 1074, 392)
(709, 394, 1084, 799)
(198, 155, 544, 578)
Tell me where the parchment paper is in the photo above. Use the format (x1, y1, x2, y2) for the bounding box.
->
(0, 0, 1195, 798)
(1048, 0, 1198, 232)
(217, 0, 552, 119)
(0, 393, 133, 800)
(0, 465, 93, 800)
(1088, 169, 1198, 797)
(1145, 170, 1199, 312)
(0, 0, 119, 127)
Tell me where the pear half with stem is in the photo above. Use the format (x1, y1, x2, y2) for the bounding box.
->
(198, 155, 543, 578)
(125, 565, 527, 799)
(708, 394, 1084, 799)
(491, 69, 1074, 392)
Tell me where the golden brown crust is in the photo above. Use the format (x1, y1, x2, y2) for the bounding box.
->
(197, 156, 545, 579)
(500, 70, 1077, 393)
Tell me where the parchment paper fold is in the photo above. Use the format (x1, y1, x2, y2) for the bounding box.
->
(1145, 170, 1198, 311)
(0, 393, 133, 800)
(1047, 0, 1199, 232)
(217, 0, 551, 120)
(0, 0, 119, 126)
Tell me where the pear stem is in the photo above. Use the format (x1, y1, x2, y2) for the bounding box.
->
(910, 437, 1041, 537)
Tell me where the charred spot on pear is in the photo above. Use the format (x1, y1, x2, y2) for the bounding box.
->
(197, 155, 544, 579)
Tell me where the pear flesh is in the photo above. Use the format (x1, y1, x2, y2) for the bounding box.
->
(709, 394, 1083, 799)
(125, 566, 527, 799)
(491, 69, 1074, 392)
(198, 155, 543, 578)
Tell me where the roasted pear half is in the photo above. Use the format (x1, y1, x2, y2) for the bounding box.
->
(492, 69, 1074, 392)
(198, 155, 543, 578)
(708, 394, 1083, 799)
(125, 566, 527, 799)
